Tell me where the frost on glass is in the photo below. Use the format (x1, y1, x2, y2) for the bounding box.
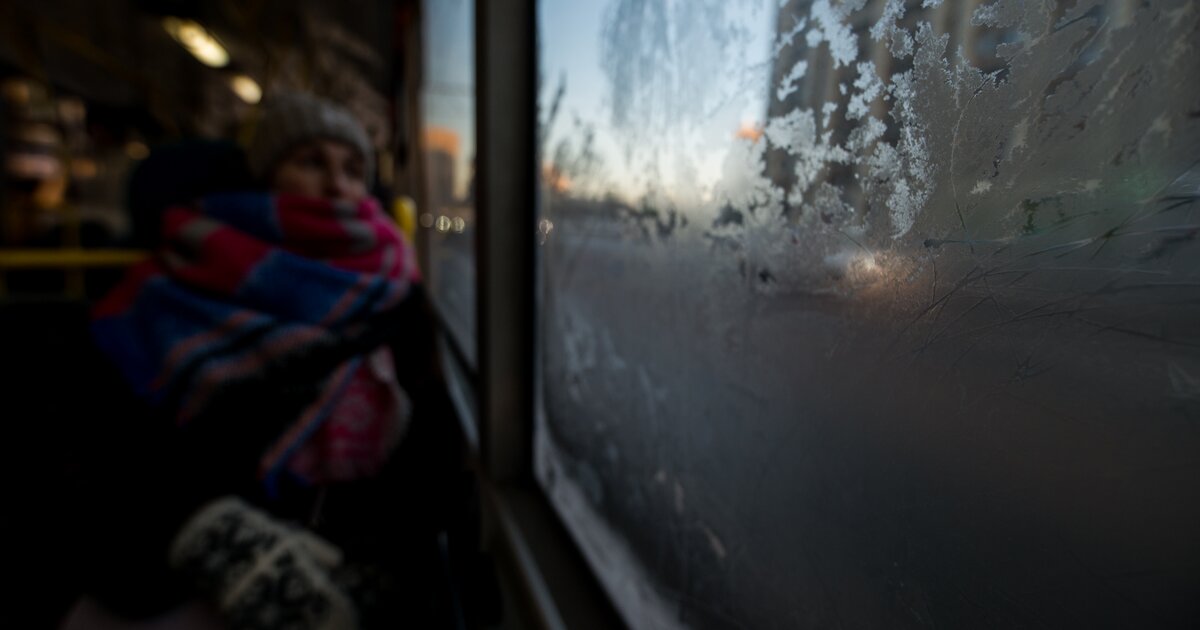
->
(537, 1, 1200, 628)
(422, 0, 476, 366)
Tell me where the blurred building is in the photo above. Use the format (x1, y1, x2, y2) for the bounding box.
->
(423, 125, 461, 209)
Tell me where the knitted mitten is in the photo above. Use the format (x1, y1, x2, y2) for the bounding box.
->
(168, 496, 358, 630)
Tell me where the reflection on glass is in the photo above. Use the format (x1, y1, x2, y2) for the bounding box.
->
(422, 0, 477, 367)
(537, 1, 1200, 628)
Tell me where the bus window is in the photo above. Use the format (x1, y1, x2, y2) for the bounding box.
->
(422, 0, 478, 369)
(537, 1, 1200, 628)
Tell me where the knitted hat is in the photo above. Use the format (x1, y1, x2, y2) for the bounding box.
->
(247, 92, 374, 184)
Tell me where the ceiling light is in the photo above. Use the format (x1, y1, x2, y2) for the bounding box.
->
(163, 17, 229, 68)
(125, 141, 150, 160)
(229, 74, 261, 104)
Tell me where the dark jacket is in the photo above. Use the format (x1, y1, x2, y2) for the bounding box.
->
(5, 285, 473, 627)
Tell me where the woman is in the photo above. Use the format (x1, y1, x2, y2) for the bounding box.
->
(78, 93, 469, 629)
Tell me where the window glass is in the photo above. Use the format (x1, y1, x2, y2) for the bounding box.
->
(537, 1, 1200, 627)
(422, 0, 477, 367)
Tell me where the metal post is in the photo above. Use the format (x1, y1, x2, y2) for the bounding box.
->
(475, 0, 538, 484)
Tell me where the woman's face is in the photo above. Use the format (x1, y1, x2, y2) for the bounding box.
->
(270, 139, 368, 203)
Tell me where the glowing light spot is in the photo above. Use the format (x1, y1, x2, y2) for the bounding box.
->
(125, 141, 150, 161)
(229, 75, 261, 104)
(163, 18, 229, 68)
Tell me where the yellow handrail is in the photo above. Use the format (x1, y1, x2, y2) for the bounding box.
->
(0, 249, 147, 268)
(392, 196, 418, 243)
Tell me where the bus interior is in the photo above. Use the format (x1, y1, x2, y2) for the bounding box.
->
(2, 0, 1199, 628)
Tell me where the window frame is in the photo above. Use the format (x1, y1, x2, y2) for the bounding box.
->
(416, 0, 626, 627)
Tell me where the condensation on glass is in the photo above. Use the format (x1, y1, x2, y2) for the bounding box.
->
(422, 0, 477, 366)
(536, 1, 1200, 628)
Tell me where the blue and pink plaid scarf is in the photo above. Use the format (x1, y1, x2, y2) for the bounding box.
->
(92, 192, 419, 493)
